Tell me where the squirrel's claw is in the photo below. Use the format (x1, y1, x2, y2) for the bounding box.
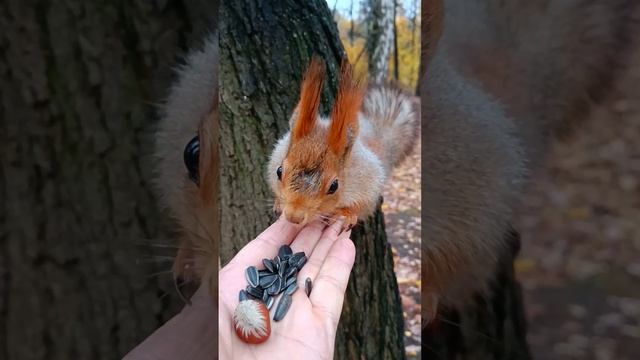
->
(339, 214, 358, 235)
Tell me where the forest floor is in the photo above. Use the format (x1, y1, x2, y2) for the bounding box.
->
(513, 48, 640, 359)
(382, 142, 422, 359)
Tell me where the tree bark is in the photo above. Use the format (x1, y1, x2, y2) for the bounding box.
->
(423, 230, 532, 359)
(219, 1, 405, 358)
(0, 1, 216, 358)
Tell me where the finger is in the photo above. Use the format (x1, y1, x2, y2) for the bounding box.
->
(226, 215, 301, 270)
(289, 219, 327, 258)
(310, 235, 356, 330)
(297, 220, 345, 285)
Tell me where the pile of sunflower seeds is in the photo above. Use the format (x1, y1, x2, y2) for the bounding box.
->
(240, 245, 312, 321)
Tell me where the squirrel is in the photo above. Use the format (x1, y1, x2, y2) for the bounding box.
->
(266, 58, 419, 231)
(422, 0, 638, 321)
(153, 33, 219, 303)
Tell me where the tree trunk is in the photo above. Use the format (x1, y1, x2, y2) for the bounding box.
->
(219, 1, 405, 359)
(423, 230, 532, 359)
(0, 1, 216, 359)
(366, 0, 395, 83)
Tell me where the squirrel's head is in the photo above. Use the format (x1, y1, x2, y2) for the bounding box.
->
(154, 37, 219, 303)
(268, 57, 365, 226)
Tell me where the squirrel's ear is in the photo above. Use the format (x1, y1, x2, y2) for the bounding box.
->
(292, 57, 325, 141)
(328, 59, 365, 156)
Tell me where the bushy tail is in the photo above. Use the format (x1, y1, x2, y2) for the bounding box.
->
(361, 86, 420, 168)
(441, 0, 638, 161)
(511, 0, 638, 138)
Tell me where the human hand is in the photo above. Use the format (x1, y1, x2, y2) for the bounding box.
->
(219, 216, 356, 360)
(123, 276, 216, 360)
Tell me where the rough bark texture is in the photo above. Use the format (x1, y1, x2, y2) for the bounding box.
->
(0, 1, 216, 359)
(423, 229, 532, 360)
(219, 1, 405, 358)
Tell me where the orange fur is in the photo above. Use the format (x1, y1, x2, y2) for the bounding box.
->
(293, 57, 325, 141)
(328, 60, 365, 155)
(269, 57, 417, 232)
(198, 91, 219, 206)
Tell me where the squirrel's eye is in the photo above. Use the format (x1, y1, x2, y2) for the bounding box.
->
(184, 136, 199, 185)
(327, 179, 339, 194)
(277, 166, 283, 181)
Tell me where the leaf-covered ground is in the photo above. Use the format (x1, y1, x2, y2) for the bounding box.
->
(514, 48, 640, 359)
(382, 142, 421, 359)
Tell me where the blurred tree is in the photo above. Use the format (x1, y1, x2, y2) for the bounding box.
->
(219, 0, 405, 358)
(336, 5, 420, 91)
(365, 0, 395, 83)
(0, 1, 217, 358)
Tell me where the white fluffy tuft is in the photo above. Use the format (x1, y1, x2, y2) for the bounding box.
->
(233, 300, 268, 338)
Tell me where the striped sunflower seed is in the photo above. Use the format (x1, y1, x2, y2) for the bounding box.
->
(239, 289, 249, 302)
(284, 275, 296, 289)
(267, 277, 282, 296)
(262, 258, 276, 273)
(278, 260, 288, 278)
(246, 285, 263, 299)
(259, 274, 278, 288)
(284, 281, 298, 295)
(288, 252, 305, 267)
(284, 265, 297, 279)
(266, 295, 275, 310)
(294, 255, 307, 270)
(273, 294, 293, 321)
(245, 266, 260, 288)
(278, 245, 293, 259)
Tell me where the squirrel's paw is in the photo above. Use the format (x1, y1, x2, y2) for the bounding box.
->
(339, 214, 358, 234)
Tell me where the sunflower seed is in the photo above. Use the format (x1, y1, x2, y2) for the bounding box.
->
(305, 277, 312, 296)
(288, 252, 305, 266)
(294, 255, 307, 270)
(285, 275, 297, 289)
(245, 266, 260, 288)
(278, 245, 293, 259)
(284, 282, 298, 295)
(259, 274, 278, 288)
(284, 265, 298, 279)
(262, 258, 275, 273)
(267, 277, 282, 295)
(262, 288, 269, 303)
(258, 269, 272, 277)
(239, 289, 249, 302)
(273, 294, 293, 321)
(274, 255, 281, 270)
(278, 260, 288, 278)
(246, 285, 263, 299)
(266, 295, 275, 310)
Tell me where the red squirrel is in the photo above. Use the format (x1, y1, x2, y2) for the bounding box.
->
(267, 58, 419, 231)
(422, 0, 638, 323)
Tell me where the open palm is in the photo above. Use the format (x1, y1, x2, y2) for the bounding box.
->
(219, 217, 355, 360)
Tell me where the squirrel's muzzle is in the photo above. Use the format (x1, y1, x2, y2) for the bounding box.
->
(284, 212, 306, 225)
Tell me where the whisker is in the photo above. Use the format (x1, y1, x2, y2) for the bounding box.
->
(146, 270, 174, 278)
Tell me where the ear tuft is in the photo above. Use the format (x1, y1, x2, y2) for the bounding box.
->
(293, 57, 325, 141)
(328, 59, 365, 154)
